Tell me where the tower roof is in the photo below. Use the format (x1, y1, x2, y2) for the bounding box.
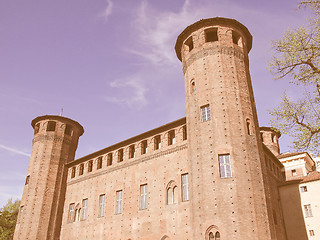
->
(31, 115, 84, 136)
(175, 17, 253, 61)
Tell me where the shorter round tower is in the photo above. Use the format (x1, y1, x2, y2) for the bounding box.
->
(14, 115, 84, 240)
(260, 127, 281, 156)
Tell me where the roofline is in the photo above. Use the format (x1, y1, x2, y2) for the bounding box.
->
(67, 117, 187, 167)
(31, 115, 84, 136)
(260, 126, 281, 137)
(262, 144, 284, 168)
(175, 17, 252, 61)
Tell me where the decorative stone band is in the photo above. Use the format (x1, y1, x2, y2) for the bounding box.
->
(182, 46, 244, 74)
(33, 134, 73, 145)
(67, 143, 188, 185)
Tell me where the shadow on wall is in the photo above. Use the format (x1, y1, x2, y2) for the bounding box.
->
(279, 183, 308, 240)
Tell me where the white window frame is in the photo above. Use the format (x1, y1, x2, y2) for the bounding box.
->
(98, 194, 105, 217)
(68, 203, 75, 223)
(219, 154, 232, 178)
(181, 173, 189, 202)
(140, 184, 148, 210)
(201, 105, 211, 122)
(82, 199, 88, 220)
(304, 204, 313, 217)
(115, 190, 123, 214)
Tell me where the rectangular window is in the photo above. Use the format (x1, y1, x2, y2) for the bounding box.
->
(219, 154, 232, 178)
(205, 28, 218, 42)
(88, 160, 93, 172)
(291, 169, 297, 176)
(98, 194, 105, 217)
(300, 186, 308, 193)
(64, 124, 73, 136)
(304, 204, 313, 217)
(118, 149, 123, 162)
(129, 145, 135, 159)
(82, 199, 88, 220)
(47, 121, 56, 132)
(310, 230, 315, 236)
(181, 173, 189, 202)
(201, 105, 211, 122)
(25, 175, 30, 185)
(154, 135, 161, 150)
(107, 153, 113, 166)
(168, 130, 176, 145)
(97, 156, 102, 169)
(115, 190, 123, 214)
(71, 167, 76, 178)
(140, 184, 148, 210)
(68, 203, 75, 223)
(79, 164, 84, 176)
(141, 140, 148, 155)
(183, 125, 187, 140)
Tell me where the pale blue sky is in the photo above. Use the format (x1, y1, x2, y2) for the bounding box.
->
(0, 0, 307, 207)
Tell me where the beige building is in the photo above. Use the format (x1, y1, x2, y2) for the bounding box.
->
(14, 17, 292, 240)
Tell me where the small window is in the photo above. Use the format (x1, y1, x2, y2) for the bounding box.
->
(82, 199, 88, 220)
(219, 154, 232, 178)
(34, 123, 40, 134)
(291, 169, 297, 176)
(75, 208, 80, 222)
(88, 160, 93, 172)
(79, 164, 84, 176)
(168, 130, 176, 146)
(260, 132, 264, 142)
(185, 36, 194, 52)
(215, 232, 220, 240)
(71, 167, 76, 178)
(154, 135, 161, 150)
(209, 232, 215, 240)
(107, 153, 113, 166)
(141, 140, 148, 155)
(68, 203, 75, 223)
(115, 190, 123, 214)
(167, 187, 173, 205)
(201, 105, 211, 122)
(173, 186, 178, 204)
(182, 125, 187, 140)
(190, 80, 195, 93)
(232, 30, 241, 46)
(65, 124, 73, 136)
(205, 28, 218, 42)
(140, 184, 148, 210)
(310, 230, 315, 236)
(98, 194, 105, 217)
(25, 175, 30, 185)
(300, 186, 308, 192)
(181, 173, 189, 202)
(246, 119, 251, 135)
(118, 149, 124, 162)
(271, 133, 275, 143)
(97, 157, 102, 169)
(129, 145, 135, 159)
(304, 204, 313, 217)
(47, 121, 56, 132)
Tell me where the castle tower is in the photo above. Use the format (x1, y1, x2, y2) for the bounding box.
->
(175, 18, 272, 239)
(260, 127, 281, 156)
(14, 115, 84, 240)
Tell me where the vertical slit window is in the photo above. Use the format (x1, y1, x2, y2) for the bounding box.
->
(88, 160, 93, 172)
(79, 164, 84, 176)
(246, 119, 251, 135)
(154, 135, 161, 150)
(71, 167, 76, 178)
(118, 149, 124, 162)
(168, 130, 176, 145)
(97, 157, 102, 169)
(190, 80, 195, 93)
(129, 145, 135, 159)
(25, 175, 30, 185)
(107, 153, 113, 166)
(65, 124, 73, 136)
(183, 125, 187, 140)
(98, 194, 105, 217)
(167, 187, 173, 205)
(181, 173, 189, 201)
(141, 140, 148, 155)
(232, 30, 241, 46)
(140, 184, 148, 210)
(219, 154, 232, 178)
(115, 190, 123, 214)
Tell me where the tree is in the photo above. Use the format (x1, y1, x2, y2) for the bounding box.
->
(0, 199, 20, 240)
(269, 0, 320, 155)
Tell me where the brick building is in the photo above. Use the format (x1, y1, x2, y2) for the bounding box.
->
(14, 17, 290, 240)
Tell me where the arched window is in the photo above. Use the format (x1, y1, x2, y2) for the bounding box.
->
(166, 181, 178, 204)
(173, 186, 178, 204)
(190, 80, 195, 93)
(107, 153, 113, 166)
(79, 164, 84, 176)
(205, 225, 220, 240)
(97, 156, 102, 169)
(215, 232, 220, 240)
(71, 167, 76, 178)
(88, 160, 93, 172)
(209, 232, 214, 240)
(246, 119, 251, 135)
(167, 188, 173, 205)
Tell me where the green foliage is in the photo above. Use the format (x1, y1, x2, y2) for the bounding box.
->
(0, 199, 20, 240)
(269, 0, 320, 155)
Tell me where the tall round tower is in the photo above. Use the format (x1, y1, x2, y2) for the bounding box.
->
(175, 18, 272, 239)
(14, 115, 84, 240)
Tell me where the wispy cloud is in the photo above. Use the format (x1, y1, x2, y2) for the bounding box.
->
(0, 144, 30, 157)
(104, 75, 148, 109)
(102, 0, 114, 21)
